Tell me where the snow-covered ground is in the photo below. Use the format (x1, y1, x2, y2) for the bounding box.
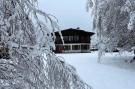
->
(57, 51, 135, 89)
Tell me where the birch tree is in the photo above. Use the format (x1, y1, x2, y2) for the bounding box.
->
(87, 0, 135, 62)
(0, 0, 92, 89)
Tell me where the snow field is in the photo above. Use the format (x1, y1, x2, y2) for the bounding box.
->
(57, 51, 135, 89)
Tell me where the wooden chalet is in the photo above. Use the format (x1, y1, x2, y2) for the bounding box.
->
(54, 28, 94, 53)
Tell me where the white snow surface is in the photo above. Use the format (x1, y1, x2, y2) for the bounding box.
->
(57, 51, 135, 89)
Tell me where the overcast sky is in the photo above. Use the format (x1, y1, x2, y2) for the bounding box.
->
(38, 0, 93, 31)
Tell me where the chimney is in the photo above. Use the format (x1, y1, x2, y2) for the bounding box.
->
(76, 27, 80, 30)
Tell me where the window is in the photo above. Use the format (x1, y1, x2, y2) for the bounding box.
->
(63, 45, 70, 50)
(81, 45, 89, 50)
(72, 45, 80, 50)
(74, 36, 79, 42)
(63, 36, 69, 42)
(69, 36, 74, 42)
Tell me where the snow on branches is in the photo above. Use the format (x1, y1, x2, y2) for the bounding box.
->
(0, 0, 91, 89)
(87, 0, 135, 61)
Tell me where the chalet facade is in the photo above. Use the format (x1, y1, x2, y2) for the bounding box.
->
(54, 28, 94, 53)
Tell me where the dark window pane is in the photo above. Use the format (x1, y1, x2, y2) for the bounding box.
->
(72, 45, 80, 50)
(64, 45, 70, 50)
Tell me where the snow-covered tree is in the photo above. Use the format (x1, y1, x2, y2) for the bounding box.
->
(87, 0, 135, 62)
(0, 0, 92, 89)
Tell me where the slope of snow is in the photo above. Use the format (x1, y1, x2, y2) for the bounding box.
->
(57, 51, 135, 89)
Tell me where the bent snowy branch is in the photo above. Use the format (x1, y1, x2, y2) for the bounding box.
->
(0, 0, 91, 89)
(87, 0, 135, 61)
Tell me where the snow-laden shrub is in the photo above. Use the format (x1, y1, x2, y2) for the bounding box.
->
(0, 0, 92, 89)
